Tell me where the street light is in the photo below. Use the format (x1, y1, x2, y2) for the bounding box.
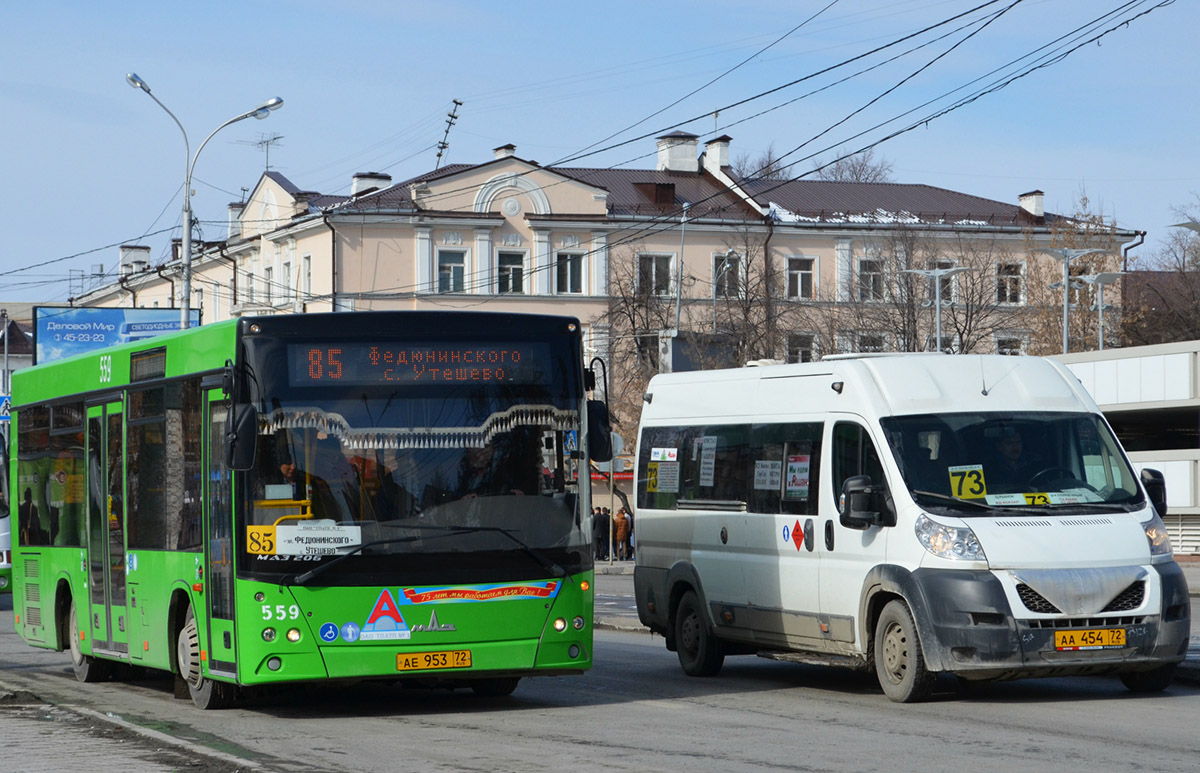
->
(126, 73, 283, 329)
(1079, 272, 1124, 350)
(901, 266, 973, 353)
(1033, 248, 1110, 354)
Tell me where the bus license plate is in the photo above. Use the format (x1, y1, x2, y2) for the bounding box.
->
(396, 649, 472, 672)
(1054, 628, 1125, 651)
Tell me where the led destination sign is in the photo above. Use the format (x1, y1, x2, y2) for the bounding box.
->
(288, 342, 548, 386)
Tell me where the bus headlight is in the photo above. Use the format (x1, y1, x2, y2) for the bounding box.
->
(916, 514, 986, 562)
(1144, 511, 1173, 559)
(553, 618, 567, 632)
(262, 627, 277, 642)
(286, 628, 302, 643)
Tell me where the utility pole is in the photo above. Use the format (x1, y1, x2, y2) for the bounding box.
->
(435, 99, 463, 170)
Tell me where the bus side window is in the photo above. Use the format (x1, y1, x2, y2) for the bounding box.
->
(749, 422, 822, 515)
(832, 422, 884, 497)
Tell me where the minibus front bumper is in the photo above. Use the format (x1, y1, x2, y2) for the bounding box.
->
(897, 562, 1190, 679)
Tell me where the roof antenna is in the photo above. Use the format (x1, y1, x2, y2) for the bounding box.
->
(236, 133, 284, 171)
(980, 357, 990, 396)
(435, 99, 463, 170)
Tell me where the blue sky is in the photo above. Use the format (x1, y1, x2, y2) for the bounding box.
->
(2, 0, 1195, 304)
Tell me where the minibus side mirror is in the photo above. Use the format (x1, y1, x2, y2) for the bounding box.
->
(1140, 468, 1168, 518)
(840, 474, 885, 530)
(587, 400, 613, 463)
(226, 405, 258, 471)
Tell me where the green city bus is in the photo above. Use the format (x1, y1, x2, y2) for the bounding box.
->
(11, 311, 610, 708)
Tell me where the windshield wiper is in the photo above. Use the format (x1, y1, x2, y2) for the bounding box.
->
(289, 523, 569, 587)
(910, 490, 994, 510)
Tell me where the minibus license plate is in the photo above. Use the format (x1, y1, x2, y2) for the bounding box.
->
(1054, 628, 1125, 651)
(396, 649, 472, 671)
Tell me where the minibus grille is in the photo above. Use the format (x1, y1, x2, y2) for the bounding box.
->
(1100, 581, 1145, 612)
(1016, 584, 1060, 614)
(1026, 615, 1146, 629)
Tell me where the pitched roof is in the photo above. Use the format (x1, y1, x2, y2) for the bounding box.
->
(736, 177, 1051, 228)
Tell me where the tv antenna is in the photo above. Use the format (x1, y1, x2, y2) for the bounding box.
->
(236, 132, 285, 170)
(434, 99, 463, 170)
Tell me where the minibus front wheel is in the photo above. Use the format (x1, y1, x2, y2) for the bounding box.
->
(675, 590, 724, 677)
(874, 599, 934, 702)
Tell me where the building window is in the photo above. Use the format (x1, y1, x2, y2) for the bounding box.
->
(302, 255, 312, 300)
(438, 250, 466, 293)
(858, 332, 887, 353)
(245, 273, 256, 303)
(858, 259, 883, 301)
(995, 332, 1027, 356)
(556, 251, 584, 294)
(996, 262, 1023, 304)
(713, 253, 740, 299)
(787, 333, 815, 363)
(787, 257, 814, 300)
(925, 333, 957, 354)
(281, 261, 292, 303)
(638, 253, 673, 297)
(497, 251, 524, 294)
(264, 266, 274, 304)
(195, 288, 204, 318)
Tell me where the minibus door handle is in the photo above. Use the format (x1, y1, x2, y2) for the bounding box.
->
(824, 520, 834, 551)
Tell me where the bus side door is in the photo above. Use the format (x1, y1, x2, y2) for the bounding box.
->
(203, 390, 237, 678)
(85, 402, 127, 655)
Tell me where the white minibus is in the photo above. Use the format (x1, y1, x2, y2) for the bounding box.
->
(633, 354, 1189, 701)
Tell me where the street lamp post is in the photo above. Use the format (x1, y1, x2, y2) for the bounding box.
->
(126, 73, 282, 329)
(1034, 248, 1110, 354)
(901, 266, 973, 353)
(1079, 272, 1124, 350)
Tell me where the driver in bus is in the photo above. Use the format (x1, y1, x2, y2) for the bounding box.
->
(458, 439, 526, 499)
(989, 426, 1039, 491)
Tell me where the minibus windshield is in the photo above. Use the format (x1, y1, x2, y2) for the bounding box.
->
(880, 412, 1143, 515)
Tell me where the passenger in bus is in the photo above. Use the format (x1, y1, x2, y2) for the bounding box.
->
(279, 437, 356, 520)
(458, 439, 526, 499)
(989, 426, 1039, 491)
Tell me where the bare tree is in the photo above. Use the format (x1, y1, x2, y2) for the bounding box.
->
(811, 147, 894, 183)
(1022, 193, 1126, 355)
(1122, 195, 1200, 345)
(731, 143, 789, 181)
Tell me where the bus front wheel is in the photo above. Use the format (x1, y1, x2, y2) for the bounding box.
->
(68, 599, 111, 683)
(177, 605, 235, 710)
(874, 599, 934, 703)
(470, 677, 520, 697)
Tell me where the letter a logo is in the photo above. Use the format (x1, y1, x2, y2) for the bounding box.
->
(366, 589, 404, 627)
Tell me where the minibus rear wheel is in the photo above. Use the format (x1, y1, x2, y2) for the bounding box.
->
(675, 590, 724, 676)
(874, 599, 934, 702)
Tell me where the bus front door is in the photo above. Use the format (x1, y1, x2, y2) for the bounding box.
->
(202, 391, 237, 679)
(85, 402, 127, 656)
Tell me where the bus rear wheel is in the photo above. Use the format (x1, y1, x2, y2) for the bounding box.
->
(177, 605, 235, 710)
(68, 599, 110, 683)
(675, 590, 724, 676)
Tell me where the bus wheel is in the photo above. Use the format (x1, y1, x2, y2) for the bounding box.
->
(68, 599, 111, 683)
(470, 677, 520, 697)
(674, 590, 724, 677)
(874, 599, 934, 703)
(177, 605, 235, 710)
(1120, 663, 1176, 693)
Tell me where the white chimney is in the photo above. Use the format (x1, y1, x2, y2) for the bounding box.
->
(227, 202, 245, 240)
(703, 135, 732, 175)
(493, 144, 517, 160)
(656, 131, 699, 173)
(1019, 189, 1045, 218)
(119, 244, 151, 277)
(352, 172, 392, 196)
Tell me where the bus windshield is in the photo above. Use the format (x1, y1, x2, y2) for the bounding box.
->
(880, 411, 1144, 516)
(238, 327, 589, 585)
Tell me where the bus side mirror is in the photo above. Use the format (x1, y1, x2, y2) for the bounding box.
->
(840, 474, 885, 530)
(1141, 468, 1167, 517)
(586, 400, 613, 463)
(226, 405, 258, 471)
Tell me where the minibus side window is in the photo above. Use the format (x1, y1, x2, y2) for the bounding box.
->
(749, 422, 822, 515)
(832, 422, 885, 498)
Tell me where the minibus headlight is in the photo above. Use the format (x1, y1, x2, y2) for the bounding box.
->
(1143, 511, 1173, 559)
(915, 514, 986, 562)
